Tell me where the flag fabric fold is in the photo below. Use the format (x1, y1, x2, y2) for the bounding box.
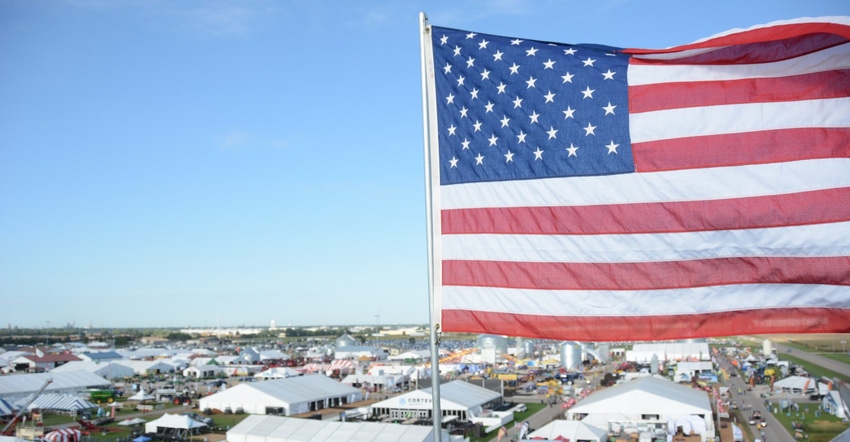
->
(422, 16, 850, 341)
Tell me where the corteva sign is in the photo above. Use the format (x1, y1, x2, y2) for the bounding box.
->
(398, 396, 432, 406)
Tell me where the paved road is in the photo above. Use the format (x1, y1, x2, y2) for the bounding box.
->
(721, 341, 850, 442)
(770, 343, 850, 377)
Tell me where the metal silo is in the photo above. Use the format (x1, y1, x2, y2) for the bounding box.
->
(560, 341, 582, 370)
(477, 334, 508, 364)
(335, 334, 358, 348)
(763, 339, 773, 356)
(523, 340, 535, 358)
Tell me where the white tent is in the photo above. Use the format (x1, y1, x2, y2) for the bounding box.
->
(15, 394, 96, 412)
(773, 376, 818, 395)
(183, 365, 223, 379)
(50, 361, 135, 380)
(227, 414, 446, 442)
(254, 367, 302, 380)
(0, 398, 16, 416)
(144, 413, 208, 434)
(526, 420, 608, 442)
(128, 390, 156, 402)
(566, 377, 714, 442)
(199, 374, 361, 416)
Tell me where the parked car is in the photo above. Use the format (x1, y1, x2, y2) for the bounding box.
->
(181, 412, 213, 425)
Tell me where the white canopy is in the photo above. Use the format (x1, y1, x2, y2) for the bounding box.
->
(128, 390, 156, 402)
(145, 414, 208, 433)
(773, 376, 818, 395)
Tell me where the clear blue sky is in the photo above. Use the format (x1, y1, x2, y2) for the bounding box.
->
(2, 0, 847, 329)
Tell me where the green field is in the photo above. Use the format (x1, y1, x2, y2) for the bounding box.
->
(777, 355, 850, 383)
(767, 402, 848, 442)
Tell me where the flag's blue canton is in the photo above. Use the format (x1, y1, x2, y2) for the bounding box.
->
(432, 27, 636, 186)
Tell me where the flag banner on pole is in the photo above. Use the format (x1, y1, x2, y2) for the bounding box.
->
(422, 17, 850, 341)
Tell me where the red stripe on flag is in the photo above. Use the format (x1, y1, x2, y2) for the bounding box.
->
(629, 70, 850, 113)
(625, 22, 850, 58)
(443, 308, 850, 341)
(441, 187, 850, 235)
(633, 128, 850, 172)
(443, 256, 850, 291)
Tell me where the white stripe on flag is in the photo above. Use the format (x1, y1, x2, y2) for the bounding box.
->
(442, 283, 850, 316)
(441, 158, 850, 209)
(629, 97, 850, 143)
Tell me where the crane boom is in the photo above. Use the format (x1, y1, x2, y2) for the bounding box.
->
(1, 378, 52, 435)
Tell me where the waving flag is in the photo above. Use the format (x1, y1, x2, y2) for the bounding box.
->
(420, 17, 850, 341)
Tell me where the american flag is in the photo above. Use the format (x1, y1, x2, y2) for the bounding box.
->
(422, 17, 850, 341)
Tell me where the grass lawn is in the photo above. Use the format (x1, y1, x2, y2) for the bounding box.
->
(209, 413, 250, 431)
(767, 402, 848, 442)
(820, 353, 850, 366)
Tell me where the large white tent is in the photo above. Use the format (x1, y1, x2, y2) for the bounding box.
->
(370, 380, 501, 422)
(0, 371, 110, 402)
(226, 414, 448, 442)
(198, 374, 361, 416)
(526, 420, 608, 442)
(50, 361, 135, 380)
(566, 376, 714, 442)
(15, 394, 97, 412)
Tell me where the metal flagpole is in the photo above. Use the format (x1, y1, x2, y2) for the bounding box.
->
(419, 11, 443, 442)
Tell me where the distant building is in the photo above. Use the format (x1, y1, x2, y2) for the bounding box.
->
(7, 353, 81, 372)
(139, 336, 170, 345)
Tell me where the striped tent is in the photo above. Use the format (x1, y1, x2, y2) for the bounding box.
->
(0, 397, 16, 416)
(16, 394, 97, 412)
(43, 429, 81, 442)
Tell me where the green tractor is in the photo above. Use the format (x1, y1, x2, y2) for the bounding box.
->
(88, 389, 121, 404)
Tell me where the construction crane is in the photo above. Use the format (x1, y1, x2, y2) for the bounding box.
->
(1, 378, 52, 435)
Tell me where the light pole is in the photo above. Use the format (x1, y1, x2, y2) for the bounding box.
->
(374, 315, 380, 347)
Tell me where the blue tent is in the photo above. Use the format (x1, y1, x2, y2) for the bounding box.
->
(133, 436, 151, 442)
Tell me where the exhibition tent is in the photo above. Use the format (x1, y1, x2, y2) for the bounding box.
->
(199, 374, 361, 416)
(566, 377, 713, 441)
(0, 371, 110, 402)
(227, 414, 447, 442)
(50, 361, 135, 380)
(15, 394, 96, 412)
(43, 429, 81, 442)
(527, 420, 607, 442)
(773, 376, 818, 395)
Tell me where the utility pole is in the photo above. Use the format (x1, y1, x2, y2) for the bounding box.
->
(374, 315, 380, 347)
